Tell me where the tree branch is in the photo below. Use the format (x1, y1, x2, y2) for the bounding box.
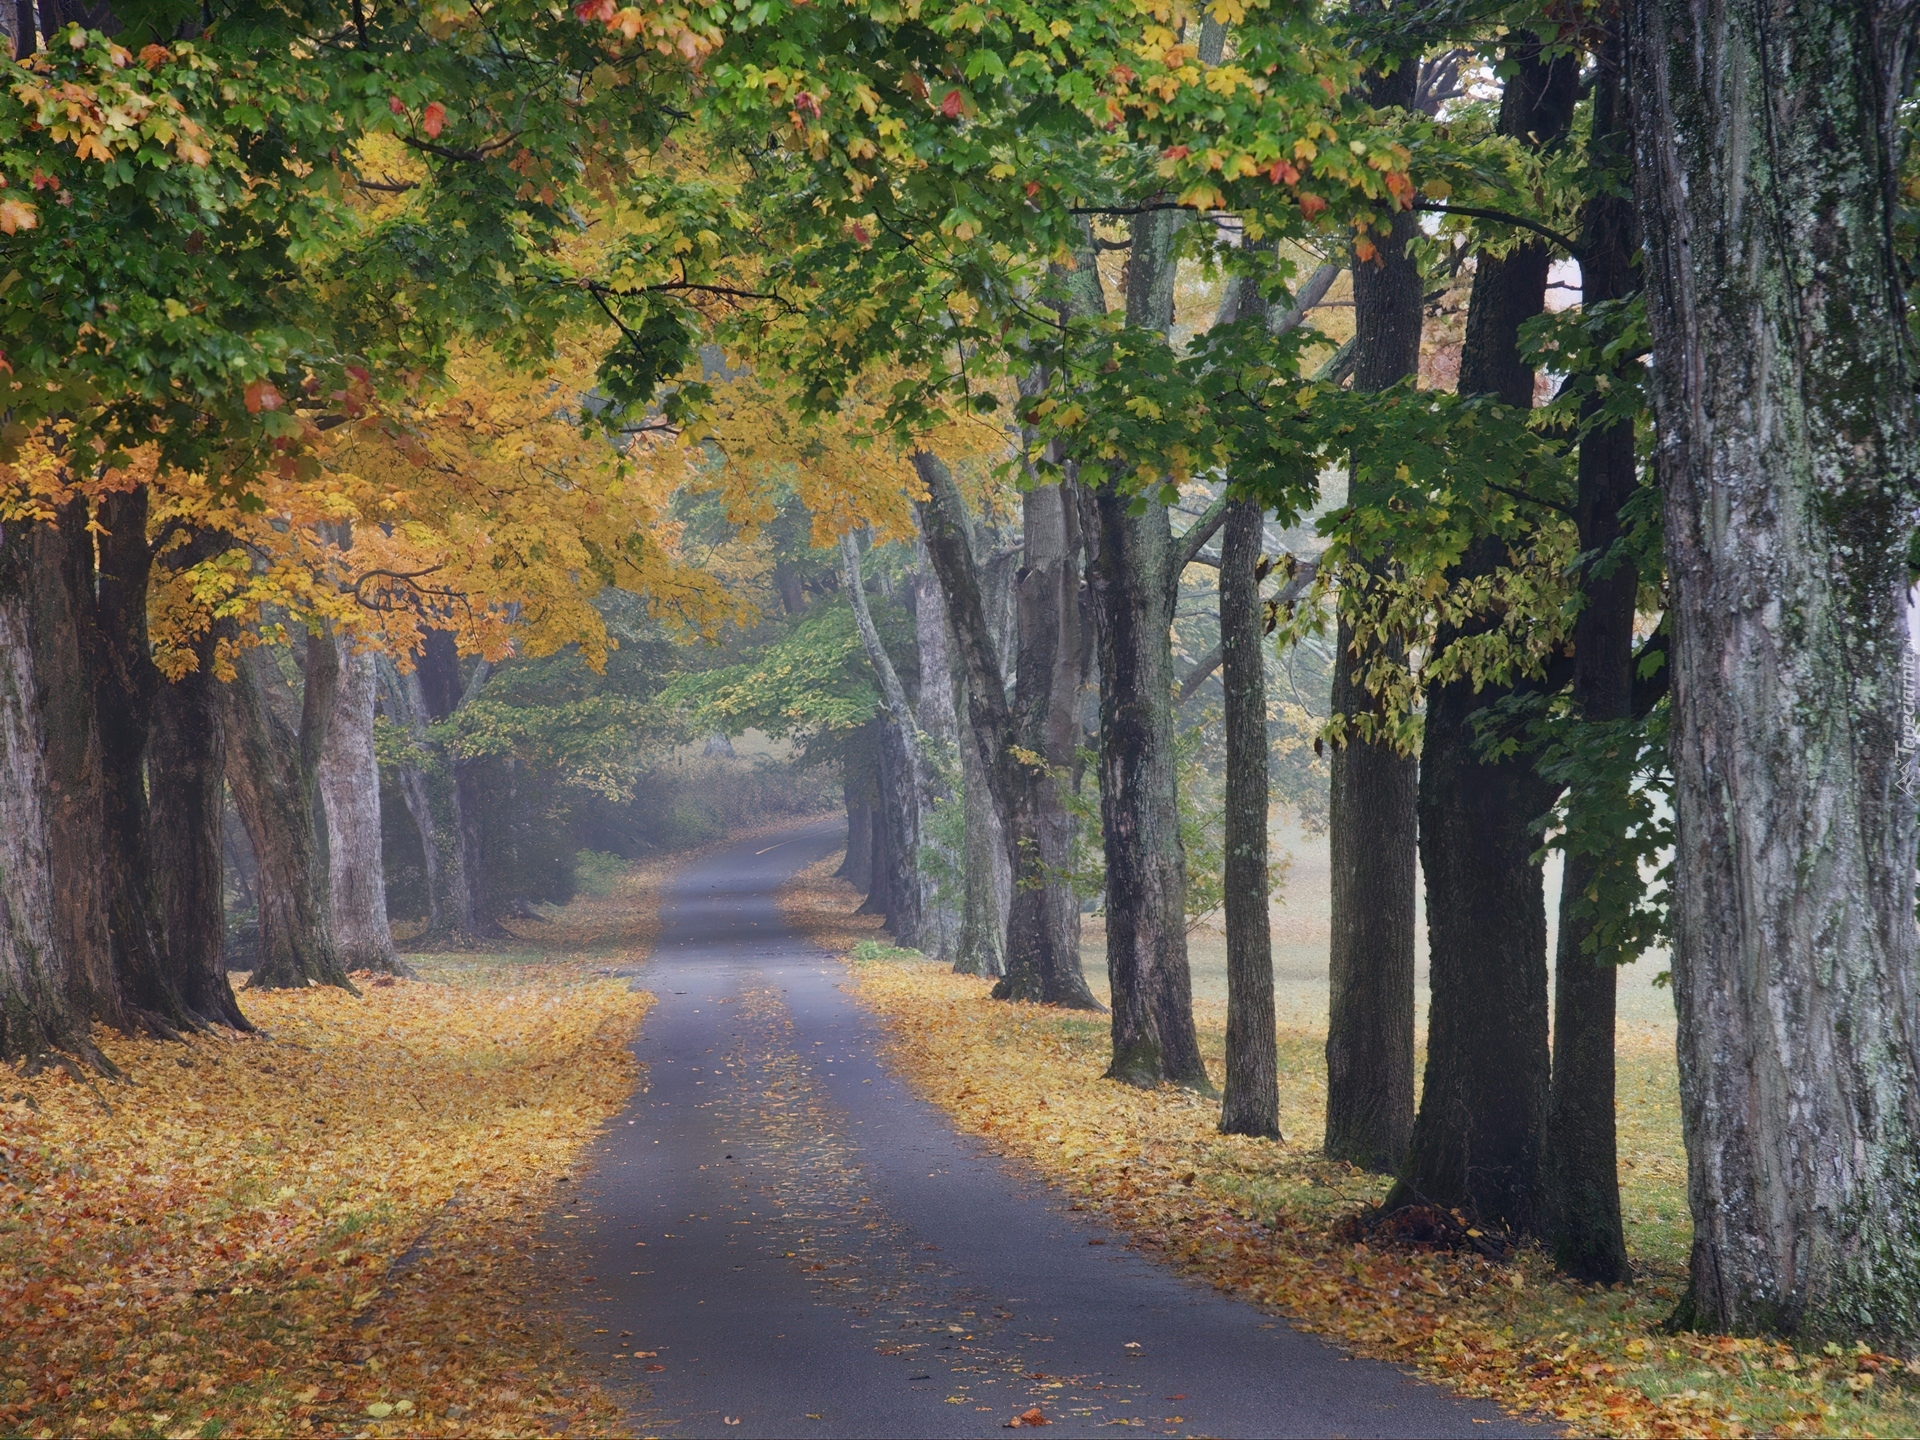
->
(1169, 489, 1233, 600)
(1414, 202, 1584, 259)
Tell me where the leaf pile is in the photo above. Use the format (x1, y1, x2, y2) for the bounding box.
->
(0, 954, 652, 1439)
(776, 860, 1920, 1438)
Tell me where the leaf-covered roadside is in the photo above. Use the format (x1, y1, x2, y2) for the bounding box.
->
(774, 861, 1920, 1439)
(0, 898, 659, 1439)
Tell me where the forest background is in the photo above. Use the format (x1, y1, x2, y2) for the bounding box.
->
(0, 0, 1916, 1421)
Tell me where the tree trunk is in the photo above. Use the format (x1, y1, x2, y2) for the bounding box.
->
(843, 532, 933, 949)
(1083, 205, 1207, 1087)
(838, 783, 875, 890)
(953, 670, 1010, 977)
(913, 451, 1100, 1008)
(414, 632, 503, 940)
(29, 507, 123, 1035)
(1218, 498, 1279, 1137)
(149, 638, 250, 1030)
(221, 642, 354, 991)
(319, 645, 407, 975)
(94, 490, 192, 1033)
(1389, 46, 1577, 1233)
(1542, 25, 1635, 1287)
(0, 524, 90, 1065)
(377, 657, 447, 941)
(1324, 59, 1423, 1174)
(912, 547, 961, 961)
(1630, 0, 1920, 1343)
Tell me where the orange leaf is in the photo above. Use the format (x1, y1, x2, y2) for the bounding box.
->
(244, 380, 283, 414)
(1298, 192, 1327, 219)
(0, 199, 37, 235)
(422, 102, 446, 138)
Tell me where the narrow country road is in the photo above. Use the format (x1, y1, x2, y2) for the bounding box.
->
(549, 821, 1546, 1439)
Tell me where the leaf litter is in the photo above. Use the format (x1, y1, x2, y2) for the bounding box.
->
(0, 863, 676, 1439)
(780, 854, 1920, 1439)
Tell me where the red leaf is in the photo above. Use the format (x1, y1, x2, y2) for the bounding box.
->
(851, 223, 870, 244)
(1162, 145, 1190, 161)
(941, 89, 963, 118)
(1024, 181, 1040, 199)
(244, 380, 283, 414)
(422, 102, 446, 138)
(388, 95, 407, 116)
(1298, 192, 1327, 219)
(574, 0, 617, 20)
(1266, 160, 1299, 186)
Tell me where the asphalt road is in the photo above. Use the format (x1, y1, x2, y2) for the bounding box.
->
(548, 820, 1548, 1439)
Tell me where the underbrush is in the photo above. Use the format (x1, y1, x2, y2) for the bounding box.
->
(778, 854, 1920, 1439)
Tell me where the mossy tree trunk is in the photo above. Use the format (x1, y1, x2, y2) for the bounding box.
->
(0, 524, 91, 1064)
(1630, 0, 1920, 1343)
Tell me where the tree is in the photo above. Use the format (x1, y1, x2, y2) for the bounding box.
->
(1323, 59, 1422, 1176)
(1630, 0, 1920, 1343)
(1217, 496, 1279, 1138)
(1388, 41, 1578, 1235)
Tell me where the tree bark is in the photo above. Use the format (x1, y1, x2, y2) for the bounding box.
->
(1323, 59, 1423, 1175)
(912, 546, 961, 961)
(1218, 498, 1279, 1137)
(842, 534, 929, 948)
(1389, 46, 1577, 1233)
(221, 641, 354, 991)
(319, 644, 407, 975)
(1083, 205, 1207, 1087)
(1542, 24, 1635, 1286)
(414, 631, 504, 939)
(94, 489, 192, 1032)
(149, 633, 250, 1030)
(953, 669, 1011, 977)
(0, 525, 90, 1064)
(29, 506, 123, 1034)
(913, 451, 1101, 1008)
(1630, 0, 1920, 1343)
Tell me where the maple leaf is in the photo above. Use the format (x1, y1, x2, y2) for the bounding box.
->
(243, 379, 283, 413)
(0, 199, 38, 235)
(422, 101, 447, 138)
(941, 89, 963, 118)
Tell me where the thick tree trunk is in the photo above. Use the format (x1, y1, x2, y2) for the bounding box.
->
(1084, 206, 1207, 1087)
(94, 490, 192, 1032)
(1084, 475, 1206, 1086)
(914, 452, 1100, 1007)
(0, 525, 89, 1064)
(1389, 47, 1576, 1233)
(1218, 499, 1279, 1137)
(838, 784, 876, 892)
(29, 508, 123, 1034)
(1324, 59, 1423, 1174)
(1542, 27, 1635, 1286)
(221, 643, 354, 991)
(1630, 0, 1920, 1343)
(319, 645, 407, 975)
(150, 643, 250, 1030)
